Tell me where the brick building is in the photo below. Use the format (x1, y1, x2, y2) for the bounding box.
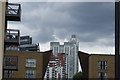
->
(3, 50, 51, 79)
(78, 51, 115, 79)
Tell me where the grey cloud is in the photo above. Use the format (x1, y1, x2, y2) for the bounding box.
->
(9, 2, 114, 47)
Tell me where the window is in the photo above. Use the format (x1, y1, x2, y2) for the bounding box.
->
(65, 47, 69, 54)
(98, 72, 107, 80)
(4, 70, 12, 78)
(54, 47, 58, 53)
(4, 56, 18, 70)
(25, 70, 36, 78)
(26, 59, 36, 68)
(98, 61, 107, 70)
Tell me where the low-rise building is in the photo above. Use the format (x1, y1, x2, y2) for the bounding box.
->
(3, 50, 52, 79)
(78, 51, 115, 79)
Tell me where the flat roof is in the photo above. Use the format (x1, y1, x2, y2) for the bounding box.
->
(78, 51, 115, 56)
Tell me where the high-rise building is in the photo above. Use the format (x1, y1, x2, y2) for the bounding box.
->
(44, 53, 66, 79)
(50, 35, 79, 78)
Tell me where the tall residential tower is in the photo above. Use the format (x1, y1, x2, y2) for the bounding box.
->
(50, 35, 79, 78)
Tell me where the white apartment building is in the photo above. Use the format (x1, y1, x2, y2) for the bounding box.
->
(50, 35, 79, 79)
(44, 53, 66, 79)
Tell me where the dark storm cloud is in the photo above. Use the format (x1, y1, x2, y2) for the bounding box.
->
(56, 2, 115, 44)
(9, 2, 114, 47)
(59, 2, 115, 42)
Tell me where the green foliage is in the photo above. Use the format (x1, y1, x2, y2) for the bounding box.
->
(73, 72, 84, 80)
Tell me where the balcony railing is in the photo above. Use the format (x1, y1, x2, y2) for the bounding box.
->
(6, 46, 19, 51)
(4, 56, 18, 70)
(19, 44, 39, 51)
(6, 3, 21, 21)
(5, 29, 20, 44)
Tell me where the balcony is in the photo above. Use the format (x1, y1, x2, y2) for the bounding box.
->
(20, 44, 39, 51)
(3, 56, 18, 70)
(5, 29, 20, 44)
(6, 3, 21, 21)
(5, 45, 19, 51)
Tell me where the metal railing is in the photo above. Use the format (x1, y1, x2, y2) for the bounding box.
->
(6, 3, 21, 21)
(5, 29, 20, 44)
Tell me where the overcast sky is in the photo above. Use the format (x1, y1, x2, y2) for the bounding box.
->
(8, 2, 115, 54)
